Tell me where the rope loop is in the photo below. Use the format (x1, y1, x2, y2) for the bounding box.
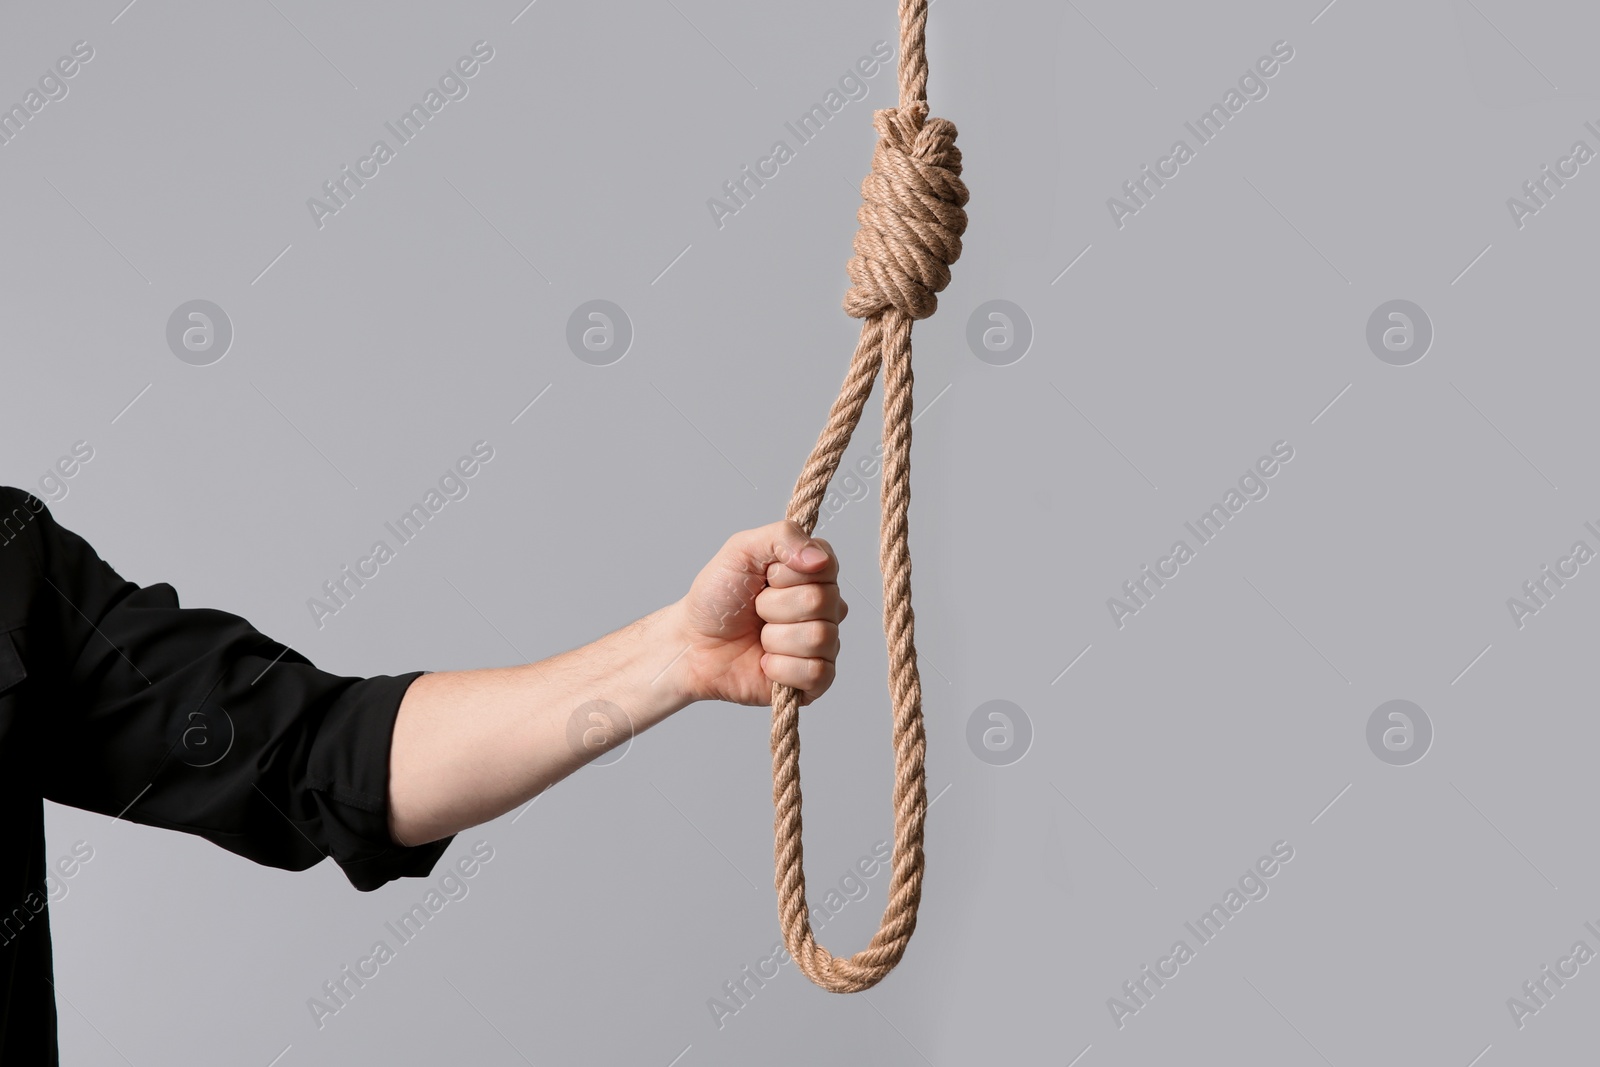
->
(770, 0, 961, 995)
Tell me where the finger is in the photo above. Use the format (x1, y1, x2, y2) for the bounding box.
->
(755, 582, 848, 624)
(760, 620, 840, 660)
(760, 653, 835, 702)
(766, 535, 839, 589)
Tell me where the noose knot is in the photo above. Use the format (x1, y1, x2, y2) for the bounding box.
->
(842, 102, 970, 321)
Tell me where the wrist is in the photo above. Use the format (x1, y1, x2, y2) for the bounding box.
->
(637, 599, 699, 717)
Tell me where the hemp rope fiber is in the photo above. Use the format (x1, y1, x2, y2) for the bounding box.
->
(770, 0, 968, 994)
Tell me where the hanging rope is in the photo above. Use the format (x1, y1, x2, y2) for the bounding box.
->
(770, 0, 968, 994)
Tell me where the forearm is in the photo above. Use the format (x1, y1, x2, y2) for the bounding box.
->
(386, 602, 695, 846)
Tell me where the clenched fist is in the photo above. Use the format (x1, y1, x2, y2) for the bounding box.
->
(671, 521, 849, 707)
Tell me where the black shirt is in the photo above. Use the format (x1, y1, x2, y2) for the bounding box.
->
(0, 487, 453, 1062)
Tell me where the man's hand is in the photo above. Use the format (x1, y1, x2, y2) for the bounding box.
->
(388, 521, 848, 846)
(669, 521, 849, 707)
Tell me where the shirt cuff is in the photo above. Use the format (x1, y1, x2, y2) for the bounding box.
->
(307, 669, 456, 892)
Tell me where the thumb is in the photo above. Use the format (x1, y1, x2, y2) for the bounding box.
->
(725, 521, 834, 580)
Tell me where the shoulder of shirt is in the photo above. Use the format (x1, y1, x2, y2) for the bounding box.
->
(0, 488, 45, 593)
(0, 486, 39, 513)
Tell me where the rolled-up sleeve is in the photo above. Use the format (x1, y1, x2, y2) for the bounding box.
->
(7, 489, 453, 891)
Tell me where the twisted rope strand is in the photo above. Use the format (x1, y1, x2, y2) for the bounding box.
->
(769, 0, 964, 993)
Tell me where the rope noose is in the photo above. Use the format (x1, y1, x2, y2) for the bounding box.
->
(770, 0, 968, 994)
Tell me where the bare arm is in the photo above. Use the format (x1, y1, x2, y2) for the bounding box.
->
(387, 522, 848, 846)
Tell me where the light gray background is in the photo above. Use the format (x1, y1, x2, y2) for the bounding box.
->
(1, 0, 1596, 1063)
